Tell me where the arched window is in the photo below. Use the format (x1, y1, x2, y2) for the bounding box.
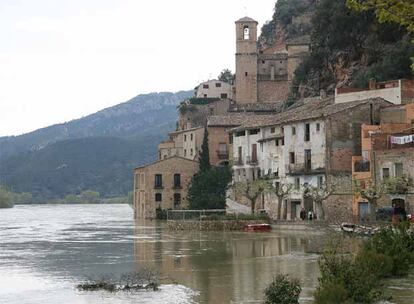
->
(243, 26, 250, 40)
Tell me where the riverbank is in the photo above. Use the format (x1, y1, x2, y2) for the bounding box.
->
(167, 219, 269, 231)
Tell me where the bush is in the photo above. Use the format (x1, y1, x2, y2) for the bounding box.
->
(314, 282, 349, 304)
(365, 222, 414, 276)
(0, 186, 14, 209)
(263, 274, 301, 304)
(155, 208, 168, 220)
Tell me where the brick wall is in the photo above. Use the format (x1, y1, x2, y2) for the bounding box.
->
(257, 81, 289, 103)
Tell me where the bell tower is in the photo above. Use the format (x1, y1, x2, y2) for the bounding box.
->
(235, 16, 258, 104)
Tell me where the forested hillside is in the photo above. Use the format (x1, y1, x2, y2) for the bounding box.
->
(0, 91, 192, 200)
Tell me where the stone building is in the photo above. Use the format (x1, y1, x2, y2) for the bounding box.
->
(230, 97, 392, 222)
(207, 114, 252, 167)
(134, 156, 199, 219)
(194, 80, 233, 100)
(234, 16, 309, 104)
(158, 126, 204, 161)
(352, 103, 414, 221)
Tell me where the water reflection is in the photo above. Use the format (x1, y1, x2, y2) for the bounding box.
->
(134, 221, 326, 303)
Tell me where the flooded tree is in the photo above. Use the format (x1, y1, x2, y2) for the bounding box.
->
(303, 182, 335, 220)
(268, 181, 293, 220)
(234, 179, 268, 214)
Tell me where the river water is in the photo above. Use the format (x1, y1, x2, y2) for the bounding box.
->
(0, 204, 413, 304)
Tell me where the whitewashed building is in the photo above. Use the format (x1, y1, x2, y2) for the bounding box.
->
(230, 97, 392, 222)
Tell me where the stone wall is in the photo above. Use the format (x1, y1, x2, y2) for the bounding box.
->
(257, 81, 289, 103)
(167, 219, 269, 231)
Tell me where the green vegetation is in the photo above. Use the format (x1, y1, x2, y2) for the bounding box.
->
(347, 0, 414, 32)
(218, 69, 235, 84)
(288, 0, 413, 98)
(314, 223, 414, 304)
(188, 130, 232, 210)
(263, 274, 301, 304)
(0, 185, 14, 208)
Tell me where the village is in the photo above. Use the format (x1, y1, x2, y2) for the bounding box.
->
(132, 16, 414, 225)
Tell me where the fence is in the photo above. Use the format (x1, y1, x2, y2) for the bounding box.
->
(166, 209, 226, 221)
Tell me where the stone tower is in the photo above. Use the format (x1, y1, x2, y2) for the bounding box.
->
(235, 17, 258, 104)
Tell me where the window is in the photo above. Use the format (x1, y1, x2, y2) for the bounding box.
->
(249, 129, 260, 135)
(305, 149, 312, 171)
(289, 152, 295, 164)
(270, 127, 275, 134)
(190, 133, 193, 141)
(235, 131, 246, 137)
(184, 134, 187, 142)
(215, 83, 221, 88)
(173, 174, 181, 188)
(292, 126, 296, 135)
(243, 26, 250, 40)
(204, 94, 207, 98)
(190, 148, 193, 156)
(174, 193, 181, 208)
(317, 176, 323, 188)
(281, 127, 284, 134)
(184, 149, 187, 157)
(262, 60, 265, 64)
(245, 72, 248, 76)
(316, 123, 320, 132)
(281, 138, 284, 146)
(251, 144, 257, 162)
(154, 174, 163, 188)
(395, 163, 403, 178)
(294, 178, 300, 190)
(203, 84, 209, 89)
(155, 193, 162, 202)
(305, 123, 310, 141)
(382, 168, 390, 179)
(229, 134, 233, 144)
(275, 139, 279, 147)
(220, 93, 228, 99)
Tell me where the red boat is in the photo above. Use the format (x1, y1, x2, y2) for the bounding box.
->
(243, 223, 272, 232)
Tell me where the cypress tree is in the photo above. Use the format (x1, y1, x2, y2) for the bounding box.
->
(198, 128, 211, 172)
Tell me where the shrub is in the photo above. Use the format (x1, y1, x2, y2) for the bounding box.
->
(263, 274, 301, 304)
(0, 186, 14, 209)
(314, 282, 349, 304)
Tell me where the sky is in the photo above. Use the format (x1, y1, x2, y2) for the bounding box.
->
(0, 0, 276, 137)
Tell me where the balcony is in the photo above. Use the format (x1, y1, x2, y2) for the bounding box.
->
(216, 150, 229, 160)
(233, 157, 244, 166)
(354, 161, 370, 172)
(286, 163, 325, 175)
(246, 156, 258, 165)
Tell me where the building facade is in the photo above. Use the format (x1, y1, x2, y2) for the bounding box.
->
(230, 97, 392, 222)
(195, 80, 233, 100)
(134, 157, 199, 219)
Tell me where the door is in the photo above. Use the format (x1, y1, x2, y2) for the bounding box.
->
(358, 202, 370, 221)
(251, 144, 257, 163)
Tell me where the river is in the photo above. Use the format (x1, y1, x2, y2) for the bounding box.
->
(0, 204, 413, 303)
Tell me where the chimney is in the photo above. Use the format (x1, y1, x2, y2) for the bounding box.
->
(320, 89, 326, 99)
(369, 78, 376, 90)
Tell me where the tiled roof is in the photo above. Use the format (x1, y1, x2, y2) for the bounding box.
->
(134, 156, 198, 170)
(236, 16, 257, 23)
(233, 97, 392, 130)
(207, 113, 260, 127)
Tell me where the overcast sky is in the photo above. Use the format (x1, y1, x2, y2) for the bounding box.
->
(0, 0, 276, 136)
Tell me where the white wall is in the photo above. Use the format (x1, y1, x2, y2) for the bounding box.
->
(335, 85, 401, 105)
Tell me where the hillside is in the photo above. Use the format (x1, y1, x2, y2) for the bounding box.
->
(259, 0, 413, 99)
(0, 91, 192, 160)
(0, 91, 192, 199)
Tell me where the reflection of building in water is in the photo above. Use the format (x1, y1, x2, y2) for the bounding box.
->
(134, 225, 322, 303)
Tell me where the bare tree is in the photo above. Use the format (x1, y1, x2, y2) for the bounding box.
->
(303, 182, 335, 220)
(269, 181, 293, 220)
(234, 180, 268, 214)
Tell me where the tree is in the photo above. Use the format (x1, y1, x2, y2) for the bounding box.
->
(0, 185, 14, 209)
(303, 182, 335, 220)
(264, 274, 301, 304)
(64, 194, 82, 204)
(234, 179, 268, 214)
(354, 180, 386, 216)
(199, 128, 211, 172)
(269, 181, 293, 220)
(347, 0, 414, 32)
(80, 190, 100, 204)
(188, 166, 232, 210)
(217, 69, 235, 84)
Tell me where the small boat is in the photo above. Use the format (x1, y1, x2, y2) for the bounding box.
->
(243, 223, 271, 232)
(340, 223, 378, 236)
(341, 223, 356, 233)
